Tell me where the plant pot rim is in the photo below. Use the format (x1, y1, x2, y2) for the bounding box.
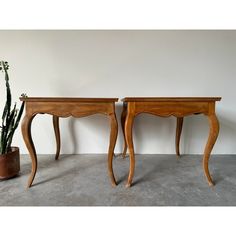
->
(0, 146, 19, 157)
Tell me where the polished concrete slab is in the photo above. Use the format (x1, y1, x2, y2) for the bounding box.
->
(0, 154, 236, 206)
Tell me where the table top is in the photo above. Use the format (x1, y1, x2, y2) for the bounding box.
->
(121, 97, 222, 102)
(20, 97, 119, 102)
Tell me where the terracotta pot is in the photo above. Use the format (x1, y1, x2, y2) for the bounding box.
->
(0, 147, 20, 179)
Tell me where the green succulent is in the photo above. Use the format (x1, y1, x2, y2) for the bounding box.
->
(0, 61, 26, 154)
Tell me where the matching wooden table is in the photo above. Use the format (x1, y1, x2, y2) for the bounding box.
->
(121, 97, 221, 187)
(20, 97, 118, 188)
(20, 96, 222, 188)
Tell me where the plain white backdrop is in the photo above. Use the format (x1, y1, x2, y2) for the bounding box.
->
(0, 30, 236, 154)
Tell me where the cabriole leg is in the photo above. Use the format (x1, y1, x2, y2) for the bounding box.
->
(53, 116, 61, 160)
(121, 103, 128, 158)
(175, 117, 183, 157)
(203, 114, 219, 186)
(21, 114, 37, 188)
(108, 113, 118, 187)
(125, 113, 135, 188)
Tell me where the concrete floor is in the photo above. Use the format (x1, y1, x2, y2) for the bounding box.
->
(0, 154, 236, 206)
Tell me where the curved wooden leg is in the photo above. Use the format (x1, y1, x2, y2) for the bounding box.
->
(53, 116, 61, 160)
(21, 114, 37, 188)
(203, 114, 219, 186)
(108, 113, 118, 187)
(175, 117, 183, 157)
(125, 113, 135, 188)
(121, 103, 127, 158)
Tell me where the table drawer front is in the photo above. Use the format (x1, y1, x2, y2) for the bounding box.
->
(26, 102, 114, 117)
(134, 101, 209, 116)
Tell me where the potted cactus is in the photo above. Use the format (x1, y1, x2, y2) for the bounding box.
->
(0, 61, 26, 179)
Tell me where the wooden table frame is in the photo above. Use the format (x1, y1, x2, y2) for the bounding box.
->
(20, 97, 118, 188)
(121, 97, 221, 187)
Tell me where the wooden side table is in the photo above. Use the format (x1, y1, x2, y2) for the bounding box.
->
(20, 97, 118, 188)
(121, 97, 221, 187)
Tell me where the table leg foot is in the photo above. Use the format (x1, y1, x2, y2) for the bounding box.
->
(122, 151, 127, 158)
(208, 181, 215, 187)
(27, 172, 37, 188)
(125, 183, 131, 188)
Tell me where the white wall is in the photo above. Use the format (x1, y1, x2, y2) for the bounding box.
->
(0, 30, 235, 154)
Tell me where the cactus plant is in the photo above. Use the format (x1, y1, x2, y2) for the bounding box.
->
(0, 61, 26, 154)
